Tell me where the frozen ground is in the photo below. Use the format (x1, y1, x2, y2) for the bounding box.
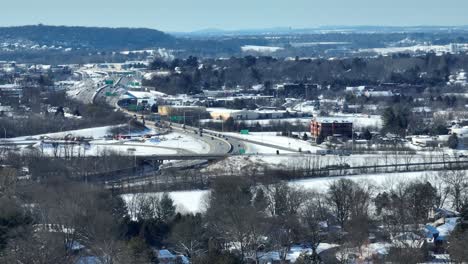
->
(29, 142, 179, 157)
(207, 151, 450, 173)
(244, 142, 286, 154)
(11, 127, 212, 156)
(360, 44, 468, 55)
(241, 45, 284, 53)
(320, 113, 383, 129)
(123, 170, 446, 214)
(224, 132, 323, 152)
(122, 190, 209, 215)
(10, 125, 119, 140)
(156, 132, 211, 154)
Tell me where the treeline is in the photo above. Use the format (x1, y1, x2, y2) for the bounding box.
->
(0, 89, 128, 138)
(0, 25, 175, 51)
(126, 171, 468, 263)
(1, 148, 468, 263)
(144, 53, 468, 95)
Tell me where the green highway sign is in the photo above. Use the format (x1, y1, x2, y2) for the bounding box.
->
(170, 116, 182, 121)
(240, 129, 249, 135)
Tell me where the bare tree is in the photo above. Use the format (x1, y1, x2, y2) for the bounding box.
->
(437, 169, 468, 212)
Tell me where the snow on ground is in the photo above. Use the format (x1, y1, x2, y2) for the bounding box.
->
(121, 190, 209, 216)
(241, 45, 284, 53)
(285, 244, 339, 262)
(124, 170, 446, 214)
(231, 114, 382, 130)
(321, 113, 383, 129)
(11, 127, 212, 156)
(33, 142, 178, 157)
(10, 125, 119, 140)
(334, 242, 391, 261)
(244, 142, 285, 154)
(113, 131, 212, 154)
(156, 132, 211, 153)
(258, 243, 339, 262)
(225, 132, 323, 152)
(360, 44, 468, 55)
(208, 151, 449, 173)
(289, 170, 439, 191)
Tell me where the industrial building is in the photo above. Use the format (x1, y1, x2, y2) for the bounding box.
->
(158, 105, 207, 117)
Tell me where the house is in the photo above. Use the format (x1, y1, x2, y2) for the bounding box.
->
(310, 119, 353, 139)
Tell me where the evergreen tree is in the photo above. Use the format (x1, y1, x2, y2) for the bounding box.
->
(363, 129, 372, 140)
(448, 133, 459, 149)
(158, 193, 176, 223)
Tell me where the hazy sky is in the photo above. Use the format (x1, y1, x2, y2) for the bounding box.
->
(1, 0, 468, 32)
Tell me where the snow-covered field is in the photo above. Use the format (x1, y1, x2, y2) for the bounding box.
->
(289, 170, 438, 190)
(30, 142, 179, 157)
(225, 132, 323, 152)
(123, 170, 446, 214)
(10, 125, 118, 140)
(156, 132, 211, 153)
(244, 142, 285, 154)
(241, 45, 284, 53)
(10, 127, 212, 156)
(122, 190, 209, 215)
(208, 151, 449, 173)
(360, 43, 468, 55)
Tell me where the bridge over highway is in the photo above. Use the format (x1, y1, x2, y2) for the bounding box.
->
(137, 153, 229, 161)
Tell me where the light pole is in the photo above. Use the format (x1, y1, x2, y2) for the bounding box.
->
(2, 127, 5, 140)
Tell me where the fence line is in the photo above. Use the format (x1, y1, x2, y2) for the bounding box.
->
(108, 159, 468, 194)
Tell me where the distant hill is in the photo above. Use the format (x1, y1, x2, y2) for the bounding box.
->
(0, 25, 178, 50)
(175, 25, 468, 37)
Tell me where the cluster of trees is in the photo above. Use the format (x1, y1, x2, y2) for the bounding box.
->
(147, 173, 468, 264)
(144, 53, 468, 95)
(381, 104, 412, 135)
(0, 25, 175, 51)
(1, 141, 468, 263)
(0, 88, 128, 138)
(120, 170, 468, 263)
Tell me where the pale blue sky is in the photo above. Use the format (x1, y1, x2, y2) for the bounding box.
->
(1, 0, 468, 32)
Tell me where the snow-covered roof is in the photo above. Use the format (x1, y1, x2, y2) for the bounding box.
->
(313, 117, 353, 124)
(207, 107, 251, 114)
(157, 249, 175, 259)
